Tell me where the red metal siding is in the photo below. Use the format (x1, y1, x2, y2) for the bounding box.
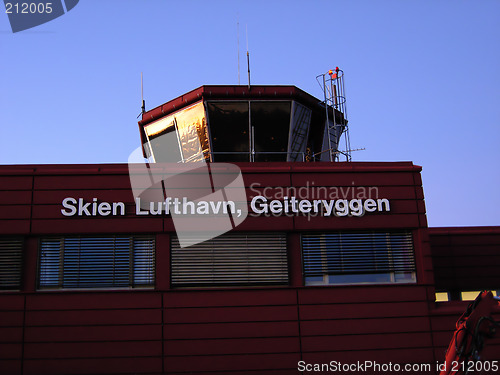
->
(2, 162, 498, 374)
(430, 227, 500, 291)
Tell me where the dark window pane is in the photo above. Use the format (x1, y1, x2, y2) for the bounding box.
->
(251, 101, 291, 162)
(207, 102, 249, 162)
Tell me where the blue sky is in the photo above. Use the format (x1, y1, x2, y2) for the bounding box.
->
(1, 0, 499, 227)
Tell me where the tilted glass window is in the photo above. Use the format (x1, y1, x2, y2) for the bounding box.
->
(206, 101, 250, 162)
(0, 238, 23, 291)
(288, 101, 312, 161)
(251, 101, 291, 162)
(302, 231, 416, 285)
(171, 232, 288, 287)
(39, 236, 155, 289)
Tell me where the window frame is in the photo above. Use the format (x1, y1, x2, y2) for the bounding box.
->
(301, 231, 417, 286)
(37, 235, 155, 291)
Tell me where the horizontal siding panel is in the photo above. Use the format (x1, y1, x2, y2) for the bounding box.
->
(0, 311, 24, 327)
(435, 267, 500, 278)
(294, 214, 421, 230)
(164, 337, 300, 356)
(23, 357, 162, 375)
(34, 175, 131, 190)
(164, 305, 298, 324)
(0, 176, 33, 190)
(291, 172, 416, 187)
(0, 295, 25, 310)
(301, 332, 432, 352)
(0, 191, 32, 205)
(25, 325, 162, 343)
(24, 341, 162, 359)
(433, 245, 500, 257)
(0, 327, 23, 343)
(0, 360, 21, 374)
(430, 315, 459, 332)
(164, 321, 299, 340)
(31, 166, 103, 175)
(0, 343, 22, 359)
(165, 353, 300, 372)
(432, 255, 500, 267)
(163, 290, 296, 308)
(25, 309, 162, 326)
(300, 301, 429, 320)
(170, 216, 292, 233)
(0, 220, 30, 234)
(301, 316, 430, 336)
(232, 216, 295, 231)
(0, 205, 31, 219)
(27, 293, 161, 310)
(298, 285, 426, 305)
(447, 234, 500, 246)
(31, 218, 163, 234)
(433, 256, 500, 269)
(432, 331, 500, 348)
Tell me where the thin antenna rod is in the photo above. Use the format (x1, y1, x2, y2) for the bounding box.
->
(141, 72, 145, 114)
(246, 24, 251, 90)
(237, 17, 240, 85)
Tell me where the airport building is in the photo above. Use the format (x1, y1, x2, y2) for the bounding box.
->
(1, 77, 499, 374)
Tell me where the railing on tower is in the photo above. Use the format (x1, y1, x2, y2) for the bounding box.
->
(316, 67, 352, 162)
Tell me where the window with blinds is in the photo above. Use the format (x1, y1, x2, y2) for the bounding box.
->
(171, 232, 288, 287)
(302, 231, 416, 285)
(38, 236, 155, 289)
(0, 238, 23, 291)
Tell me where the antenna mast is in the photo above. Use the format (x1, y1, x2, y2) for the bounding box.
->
(141, 72, 145, 115)
(137, 72, 146, 119)
(246, 24, 251, 90)
(237, 17, 240, 85)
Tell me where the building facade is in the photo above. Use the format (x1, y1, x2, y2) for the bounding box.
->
(1, 85, 499, 374)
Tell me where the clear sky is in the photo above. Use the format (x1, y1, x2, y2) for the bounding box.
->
(1, 0, 499, 227)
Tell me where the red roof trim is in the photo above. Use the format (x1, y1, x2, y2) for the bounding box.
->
(138, 85, 324, 127)
(0, 162, 421, 176)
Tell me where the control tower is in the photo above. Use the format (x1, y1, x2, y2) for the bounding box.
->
(138, 75, 349, 163)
